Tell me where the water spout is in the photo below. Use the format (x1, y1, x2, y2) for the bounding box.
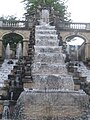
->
(5, 43, 11, 59)
(15, 75, 19, 87)
(75, 45, 78, 61)
(16, 42, 22, 59)
(11, 91, 13, 100)
(66, 42, 70, 54)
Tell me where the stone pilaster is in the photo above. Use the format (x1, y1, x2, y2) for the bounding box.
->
(87, 43, 90, 59)
(23, 39, 29, 57)
(85, 42, 90, 60)
(0, 39, 3, 57)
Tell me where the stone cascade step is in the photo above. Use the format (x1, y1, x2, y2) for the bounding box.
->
(35, 26, 58, 46)
(35, 34, 58, 41)
(34, 53, 65, 63)
(35, 29, 57, 35)
(13, 15, 89, 120)
(35, 25, 55, 30)
(35, 39, 59, 46)
(32, 74, 74, 90)
(34, 46, 62, 53)
(32, 24, 74, 90)
(32, 63, 67, 75)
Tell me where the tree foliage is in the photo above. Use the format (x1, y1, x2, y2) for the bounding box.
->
(0, 15, 19, 21)
(22, 0, 71, 21)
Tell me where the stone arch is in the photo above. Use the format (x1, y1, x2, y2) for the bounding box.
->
(2, 32, 23, 58)
(64, 34, 86, 61)
(0, 29, 30, 57)
(60, 31, 88, 43)
(0, 31, 25, 40)
(60, 31, 90, 61)
(2, 32, 23, 42)
(64, 34, 87, 43)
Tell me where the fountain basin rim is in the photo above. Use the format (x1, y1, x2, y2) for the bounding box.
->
(32, 62, 66, 66)
(35, 34, 58, 36)
(23, 89, 86, 94)
(34, 46, 62, 48)
(32, 74, 71, 76)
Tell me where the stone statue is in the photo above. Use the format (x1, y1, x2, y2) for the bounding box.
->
(41, 8, 49, 24)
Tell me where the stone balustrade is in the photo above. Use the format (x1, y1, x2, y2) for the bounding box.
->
(0, 20, 90, 30)
(59, 22, 90, 30)
(0, 20, 28, 29)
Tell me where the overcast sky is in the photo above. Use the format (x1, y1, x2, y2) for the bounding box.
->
(0, 0, 25, 20)
(66, 0, 90, 23)
(0, 0, 90, 22)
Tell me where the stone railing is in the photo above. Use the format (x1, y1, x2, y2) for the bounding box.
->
(0, 20, 90, 30)
(0, 20, 29, 29)
(58, 22, 90, 30)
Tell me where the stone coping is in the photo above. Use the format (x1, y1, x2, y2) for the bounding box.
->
(23, 89, 86, 94)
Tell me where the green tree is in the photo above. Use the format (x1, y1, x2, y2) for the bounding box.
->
(0, 15, 19, 21)
(22, 0, 71, 22)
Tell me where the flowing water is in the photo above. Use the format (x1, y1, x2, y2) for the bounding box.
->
(13, 9, 90, 120)
(76, 62, 90, 82)
(40, 9, 49, 25)
(5, 43, 11, 59)
(1, 42, 23, 119)
(32, 23, 74, 90)
(16, 42, 22, 59)
(0, 59, 17, 87)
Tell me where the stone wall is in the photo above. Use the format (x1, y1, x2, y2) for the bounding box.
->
(0, 28, 90, 59)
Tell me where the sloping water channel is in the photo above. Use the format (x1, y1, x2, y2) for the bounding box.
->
(0, 59, 17, 87)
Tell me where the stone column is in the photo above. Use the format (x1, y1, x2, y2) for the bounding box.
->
(0, 39, 3, 57)
(23, 39, 29, 57)
(87, 43, 90, 59)
(85, 43, 89, 60)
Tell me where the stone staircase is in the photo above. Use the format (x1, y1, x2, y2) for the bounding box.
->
(32, 25, 74, 90)
(13, 24, 89, 120)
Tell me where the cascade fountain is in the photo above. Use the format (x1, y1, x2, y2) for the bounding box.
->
(16, 42, 22, 59)
(0, 59, 18, 119)
(0, 59, 17, 87)
(13, 9, 89, 120)
(0, 43, 21, 119)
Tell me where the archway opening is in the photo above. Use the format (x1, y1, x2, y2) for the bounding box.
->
(65, 35, 85, 61)
(2, 33, 23, 58)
